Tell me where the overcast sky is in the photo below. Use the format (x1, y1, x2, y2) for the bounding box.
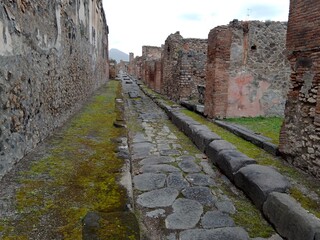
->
(102, 0, 289, 57)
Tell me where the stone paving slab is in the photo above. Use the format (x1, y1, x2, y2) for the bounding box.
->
(165, 198, 203, 229)
(179, 227, 250, 240)
(123, 77, 282, 239)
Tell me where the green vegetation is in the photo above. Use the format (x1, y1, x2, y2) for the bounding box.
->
(224, 116, 284, 144)
(0, 81, 139, 239)
(218, 184, 275, 238)
(181, 109, 320, 218)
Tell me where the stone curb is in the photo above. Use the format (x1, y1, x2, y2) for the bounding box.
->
(263, 192, 320, 240)
(214, 120, 279, 156)
(172, 99, 279, 157)
(137, 84, 320, 240)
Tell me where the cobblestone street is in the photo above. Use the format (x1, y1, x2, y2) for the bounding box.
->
(122, 76, 277, 240)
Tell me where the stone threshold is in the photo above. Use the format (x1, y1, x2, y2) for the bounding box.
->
(179, 100, 279, 156)
(135, 78, 320, 240)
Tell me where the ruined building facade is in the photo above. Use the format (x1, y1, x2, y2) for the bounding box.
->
(279, 1, 320, 179)
(0, 0, 109, 178)
(162, 32, 207, 102)
(141, 46, 162, 92)
(204, 21, 290, 119)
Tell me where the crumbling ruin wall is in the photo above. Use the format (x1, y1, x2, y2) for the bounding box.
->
(140, 46, 162, 91)
(117, 60, 129, 74)
(109, 60, 117, 79)
(129, 56, 143, 80)
(204, 21, 290, 118)
(162, 32, 207, 102)
(0, 0, 109, 179)
(279, 0, 320, 179)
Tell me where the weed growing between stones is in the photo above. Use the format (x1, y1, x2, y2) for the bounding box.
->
(0, 80, 139, 239)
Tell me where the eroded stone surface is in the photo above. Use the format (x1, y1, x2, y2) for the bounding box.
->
(167, 173, 190, 190)
(140, 164, 180, 173)
(165, 198, 203, 229)
(133, 173, 166, 191)
(186, 173, 215, 186)
(137, 188, 179, 208)
(180, 227, 250, 240)
(201, 211, 235, 229)
(139, 156, 175, 165)
(178, 160, 202, 173)
(182, 187, 216, 206)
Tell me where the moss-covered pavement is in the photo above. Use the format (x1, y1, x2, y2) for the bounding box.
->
(0, 80, 139, 240)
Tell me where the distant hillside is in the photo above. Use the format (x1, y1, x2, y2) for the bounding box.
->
(109, 48, 129, 63)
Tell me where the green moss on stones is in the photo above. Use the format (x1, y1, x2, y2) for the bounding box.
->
(181, 109, 320, 221)
(0, 81, 138, 239)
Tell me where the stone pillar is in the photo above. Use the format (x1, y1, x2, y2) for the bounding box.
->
(279, 0, 320, 179)
(204, 26, 232, 119)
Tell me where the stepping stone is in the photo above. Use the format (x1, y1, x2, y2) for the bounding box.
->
(182, 187, 216, 206)
(160, 149, 181, 156)
(179, 227, 249, 240)
(177, 155, 195, 161)
(133, 173, 166, 191)
(215, 200, 236, 214)
(158, 143, 171, 151)
(140, 164, 180, 173)
(131, 142, 153, 160)
(178, 160, 201, 173)
(201, 211, 235, 229)
(167, 173, 190, 190)
(139, 156, 175, 165)
(186, 173, 216, 186)
(165, 198, 203, 229)
(137, 188, 179, 208)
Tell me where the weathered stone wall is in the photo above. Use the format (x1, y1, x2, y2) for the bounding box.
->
(140, 46, 162, 91)
(204, 20, 290, 119)
(129, 56, 143, 80)
(117, 60, 129, 74)
(109, 60, 117, 79)
(279, 0, 320, 179)
(162, 32, 207, 102)
(0, 0, 109, 179)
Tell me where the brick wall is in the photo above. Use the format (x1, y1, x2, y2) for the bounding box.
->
(204, 20, 290, 119)
(279, 0, 320, 179)
(162, 32, 207, 102)
(204, 26, 232, 118)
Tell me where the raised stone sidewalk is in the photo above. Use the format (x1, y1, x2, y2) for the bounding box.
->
(129, 76, 320, 240)
(121, 75, 286, 240)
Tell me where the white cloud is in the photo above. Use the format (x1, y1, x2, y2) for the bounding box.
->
(103, 0, 289, 57)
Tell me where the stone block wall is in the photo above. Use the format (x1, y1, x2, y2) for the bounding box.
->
(162, 32, 207, 102)
(204, 20, 290, 119)
(129, 56, 143, 80)
(140, 46, 162, 91)
(279, 0, 320, 179)
(0, 0, 109, 179)
(109, 60, 117, 79)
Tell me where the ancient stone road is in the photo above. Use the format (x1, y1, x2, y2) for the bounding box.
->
(122, 75, 280, 240)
